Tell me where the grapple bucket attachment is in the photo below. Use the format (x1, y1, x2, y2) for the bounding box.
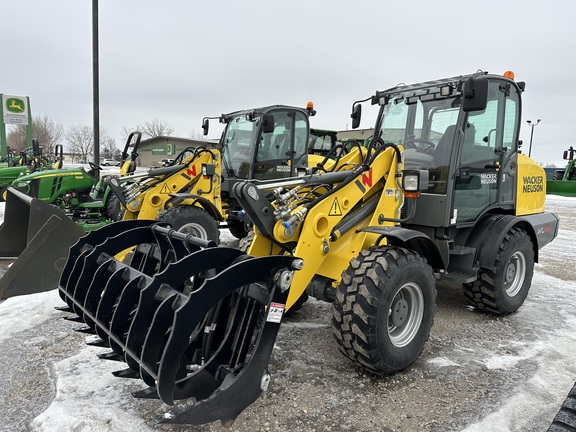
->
(58, 220, 301, 426)
(0, 187, 85, 299)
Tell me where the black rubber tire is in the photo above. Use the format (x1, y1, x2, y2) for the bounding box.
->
(553, 170, 565, 180)
(548, 382, 576, 431)
(104, 195, 122, 221)
(332, 246, 436, 375)
(228, 219, 250, 239)
(463, 227, 534, 315)
(157, 205, 220, 245)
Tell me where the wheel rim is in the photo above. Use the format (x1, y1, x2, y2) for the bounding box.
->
(388, 282, 424, 347)
(504, 251, 526, 297)
(178, 222, 209, 240)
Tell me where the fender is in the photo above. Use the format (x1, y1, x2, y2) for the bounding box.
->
(464, 213, 549, 269)
(359, 226, 445, 270)
(168, 193, 224, 222)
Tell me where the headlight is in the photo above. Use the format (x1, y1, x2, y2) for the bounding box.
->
(403, 174, 420, 192)
(402, 169, 429, 198)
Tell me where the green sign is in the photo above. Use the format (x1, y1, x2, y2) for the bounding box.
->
(2, 94, 29, 125)
(151, 143, 174, 155)
(5, 97, 25, 113)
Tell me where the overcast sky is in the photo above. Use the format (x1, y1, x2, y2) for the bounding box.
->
(2, 0, 574, 165)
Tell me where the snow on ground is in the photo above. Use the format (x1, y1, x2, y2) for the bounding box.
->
(0, 195, 575, 431)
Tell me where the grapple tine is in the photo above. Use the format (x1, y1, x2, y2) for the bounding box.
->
(80, 256, 121, 329)
(59, 244, 93, 309)
(138, 292, 181, 388)
(112, 368, 140, 379)
(73, 326, 95, 334)
(106, 275, 149, 359)
(97, 351, 123, 362)
(132, 386, 159, 399)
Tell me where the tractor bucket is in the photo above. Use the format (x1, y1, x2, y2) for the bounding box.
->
(57, 221, 301, 426)
(0, 187, 85, 299)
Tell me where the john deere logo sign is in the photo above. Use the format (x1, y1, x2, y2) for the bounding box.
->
(2, 94, 29, 125)
(6, 97, 25, 113)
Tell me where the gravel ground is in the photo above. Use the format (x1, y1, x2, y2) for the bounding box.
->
(0, 195, 575, 432)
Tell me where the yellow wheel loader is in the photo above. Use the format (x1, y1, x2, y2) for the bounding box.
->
(48, 72, 563, 426)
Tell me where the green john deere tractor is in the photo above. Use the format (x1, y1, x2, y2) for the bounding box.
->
(10, 132, 142, 230)
(0, 139, 55, 201)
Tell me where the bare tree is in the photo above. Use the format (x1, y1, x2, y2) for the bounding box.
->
(188, 129, 204, 139)
(141, 118, 175, 138)
(6, 114, 64, 154)
(120, 119, 174, 141)
(120, 125, 139, 142)
(101, 138, 119, 159)
(66, 125, 109, 163)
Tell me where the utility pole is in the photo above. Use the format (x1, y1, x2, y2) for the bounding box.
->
(92, 0, 100, 177)
(527, 119, 541, 158)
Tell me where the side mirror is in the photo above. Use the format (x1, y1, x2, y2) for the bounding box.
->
(351, 104, 362, 129)
(202, 118, 209, 136)
(262, 114, 275, 133)
(462, 77, 488, 112)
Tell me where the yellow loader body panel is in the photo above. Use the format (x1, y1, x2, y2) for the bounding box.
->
(516, 153, 546, 216)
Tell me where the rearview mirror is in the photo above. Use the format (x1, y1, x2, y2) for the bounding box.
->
(351, 104, 362, 129)
(462, 77, 488, 112)
(202, 118, 209, 136)
(262, 114, 275, 133)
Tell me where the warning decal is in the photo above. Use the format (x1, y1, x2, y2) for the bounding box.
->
(160, 183, 171, 194)
(267, 302, 285, 323)
(329, 197, 343, 216)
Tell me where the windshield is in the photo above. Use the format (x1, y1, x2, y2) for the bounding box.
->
(221, 114, 259, 179)
(377, 91, 461, 194)
(221, 109, 309, 180)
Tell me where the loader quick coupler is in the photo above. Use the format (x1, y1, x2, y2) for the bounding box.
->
(58, 219, 302, 426)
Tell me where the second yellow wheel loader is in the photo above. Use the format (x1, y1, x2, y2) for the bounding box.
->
(0, 104, 319, 298)
(57, 71, 557, 425)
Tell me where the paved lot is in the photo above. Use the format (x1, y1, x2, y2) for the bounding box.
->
(0, 195, 575, 432)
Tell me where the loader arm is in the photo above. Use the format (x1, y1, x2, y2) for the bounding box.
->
(235, 144, 404, 309)
(121, 148, 223, 220)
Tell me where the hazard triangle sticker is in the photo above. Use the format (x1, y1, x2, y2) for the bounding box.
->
(329, 197, 343, 216)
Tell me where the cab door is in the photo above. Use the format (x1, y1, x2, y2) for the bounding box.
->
(453, 78, 520, 224)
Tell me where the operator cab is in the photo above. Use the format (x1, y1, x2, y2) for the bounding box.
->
(366, 71, 523, 230)
(216, 105, 313, 180)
